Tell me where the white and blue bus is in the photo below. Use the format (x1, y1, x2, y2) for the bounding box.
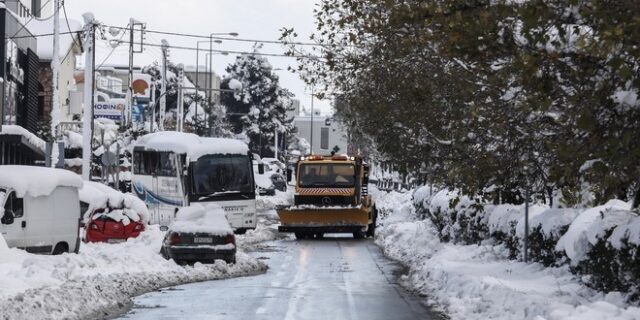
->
(131, 132, 257, 233)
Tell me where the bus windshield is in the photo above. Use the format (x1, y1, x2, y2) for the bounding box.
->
(299, 163, 355, 187)
(191, 155, 253, 196)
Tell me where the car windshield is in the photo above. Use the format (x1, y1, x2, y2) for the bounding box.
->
(298, 163, 355, 187)
(191, 154, 253, 195)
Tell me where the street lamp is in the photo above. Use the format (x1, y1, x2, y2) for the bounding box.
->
(210, 32, 238, 104)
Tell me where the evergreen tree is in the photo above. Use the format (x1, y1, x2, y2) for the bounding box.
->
(221, 53, 296, 157)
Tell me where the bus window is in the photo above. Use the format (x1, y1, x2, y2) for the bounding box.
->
(157, 152, 176, 177)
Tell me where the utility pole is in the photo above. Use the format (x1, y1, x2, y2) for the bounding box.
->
(160, 39, 169, 131)
(274, 126, 278, 159)
(150, 83, 155, 132)
(81, 13, 96, 181)
(208, 35, 213, 106)
(127, 18, 134, 127)
(50, 0, 61, 166)
(176, 63, 184, 132)
(310, 85, 314, 154)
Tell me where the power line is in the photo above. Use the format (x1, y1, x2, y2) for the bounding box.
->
(7, 0, 53, 39)
(131, 41, 324, 60)
(62, 2, 81, 49)
(104, 24, 324, 47)
(96, 24, 130, 70)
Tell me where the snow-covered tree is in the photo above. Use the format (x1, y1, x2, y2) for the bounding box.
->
(221, 53, 295, 157)
(282, 0, 640, 207)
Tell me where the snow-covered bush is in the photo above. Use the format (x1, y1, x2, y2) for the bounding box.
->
(516, 209, 580, 266)
(569, 209, 639, 300)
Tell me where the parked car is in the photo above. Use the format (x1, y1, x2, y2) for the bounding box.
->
(80, 181, 149, 243)
(0, 166, 83, 255)
(261, 157, 286, 174)
(161, 203, 236, 264)
(253, 155, 287, 195)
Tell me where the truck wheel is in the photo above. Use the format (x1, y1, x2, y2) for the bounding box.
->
(315, 233, 324, 239)
(294, 232, 305, 240)
(52, 243, 68, 255)
(367, 207, 378, 238)
(235, 228, 247, 235)
(353, 231, 365, 239)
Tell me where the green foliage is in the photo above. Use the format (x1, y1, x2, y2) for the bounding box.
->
(283, 0, 640, 206)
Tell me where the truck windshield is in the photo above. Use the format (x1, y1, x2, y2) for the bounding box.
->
(299, 163, 355, 187)
(191, 155, 253, 196)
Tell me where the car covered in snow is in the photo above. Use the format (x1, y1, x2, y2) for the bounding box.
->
(79, 181, 149, 243)
(0, 166, 83, 255)
(253, 155, 287, 196)
(261, 157, 286, 174)
(161, 204, 236, 264)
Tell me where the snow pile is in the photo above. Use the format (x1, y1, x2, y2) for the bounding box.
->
(0, 125, 46, 152)
(0, 226, 266, 320)
(373, 187, 640, 320)
(516, 208, 581, 240)
(0, 166, 82, 197)
(79, 181, 149, 224)
(255, 188, 294, 211)
(64, 130, 83, 149)
(170, 204, 233, 236)
(556, 199, 631, 263)
(609, 215, 640, 249)
(135, 131, 248, 159)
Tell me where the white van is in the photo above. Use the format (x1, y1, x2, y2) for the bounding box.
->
(0, 166, 83, 255)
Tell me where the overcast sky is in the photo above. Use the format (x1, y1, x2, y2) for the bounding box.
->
(64, 0, 330, 113)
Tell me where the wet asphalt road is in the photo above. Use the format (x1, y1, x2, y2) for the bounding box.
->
(119, 236, 444, 320)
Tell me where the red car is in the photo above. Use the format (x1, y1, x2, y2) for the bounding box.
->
(80, 181, 150, 244)
(85, 209, 145, 243)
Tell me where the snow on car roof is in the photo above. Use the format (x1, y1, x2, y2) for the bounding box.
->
(170, 204, 233, 236)
(135, 131, 248, 160)
(0, 165, 83, 198)
(79, 181, 150, 223)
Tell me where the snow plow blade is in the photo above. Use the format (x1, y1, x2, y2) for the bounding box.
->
(276, 206, 370, 233)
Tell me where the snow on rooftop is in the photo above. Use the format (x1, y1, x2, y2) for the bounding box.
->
(27, 17, 82, 61)
(135, 131, 248, 159)
(0, 165, 83, 198)
(0, 125, 46, 152)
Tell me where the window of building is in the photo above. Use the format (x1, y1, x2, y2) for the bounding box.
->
(320, 127, 329, 150)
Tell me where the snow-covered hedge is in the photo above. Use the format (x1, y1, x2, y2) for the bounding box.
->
(412, 186, 640, 301)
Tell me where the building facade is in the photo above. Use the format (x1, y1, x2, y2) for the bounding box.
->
(0, 2, 45, 164)
(184, 65, 221, 105)
(293, 111, 349, 156)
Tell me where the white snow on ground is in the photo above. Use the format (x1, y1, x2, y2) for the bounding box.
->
(0, 226, 266, 320)
(238, 190, 294, 249)
(372, 186, 640, 320)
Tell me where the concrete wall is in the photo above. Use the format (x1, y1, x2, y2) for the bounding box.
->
(294, 114, 349, 155)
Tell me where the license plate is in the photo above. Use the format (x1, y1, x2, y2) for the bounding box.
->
(107, 238, 126, 244)
(193, 237, 213, 244)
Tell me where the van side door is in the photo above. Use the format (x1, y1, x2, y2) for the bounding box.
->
(24, 194, 54, 254)
(1, 190, 26, 249)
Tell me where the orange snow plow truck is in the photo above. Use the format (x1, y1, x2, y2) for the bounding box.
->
(277, 154, 377, 240)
